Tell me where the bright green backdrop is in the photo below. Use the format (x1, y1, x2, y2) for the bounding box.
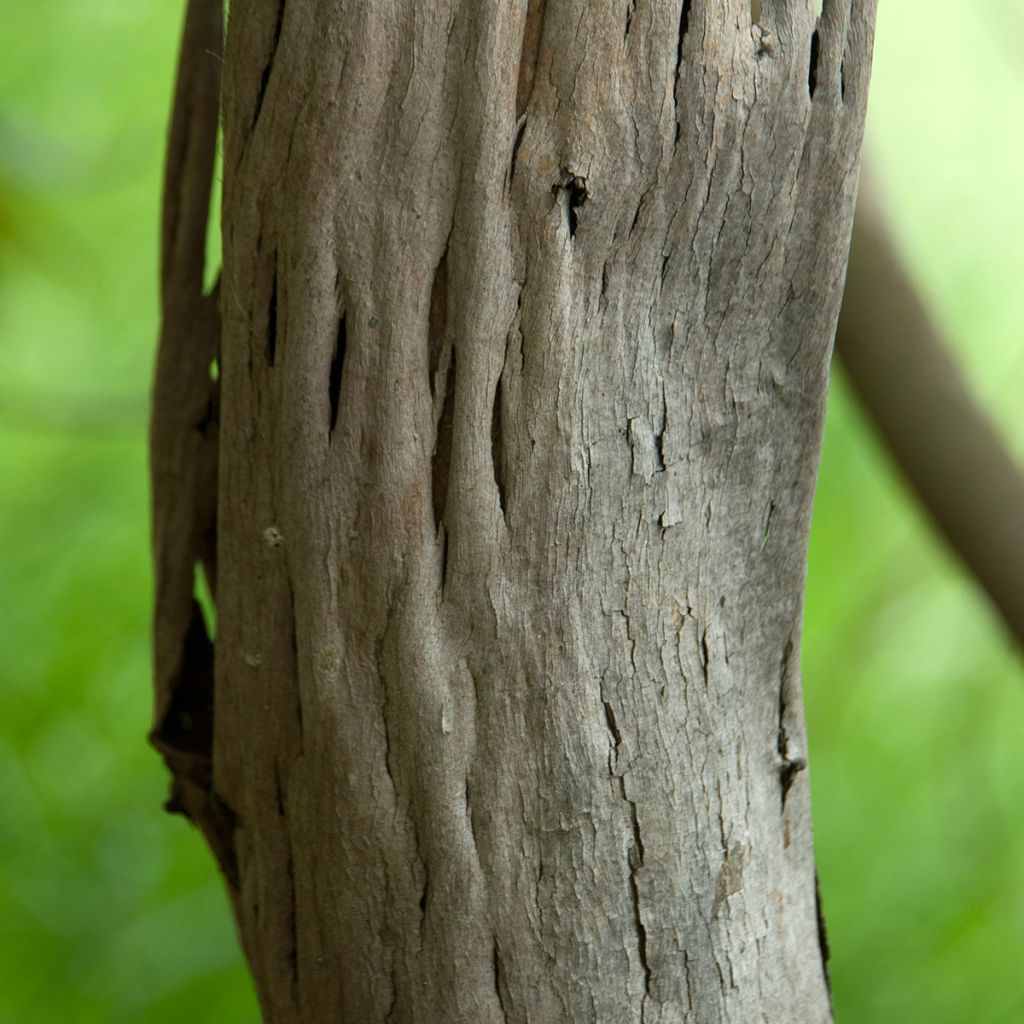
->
(1, 2, 1021, 1021)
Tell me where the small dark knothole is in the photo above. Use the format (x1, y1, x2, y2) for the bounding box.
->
(552, 172, 589, 239)
(432, 350, 456, 530)
(267, 272, 278, 366)
(840, 59, 847, 101)
(624, 0, 636, 39)
(491, 376, 507, 518)
(328, 314, 346, 436)
(808, 29, 821, 98)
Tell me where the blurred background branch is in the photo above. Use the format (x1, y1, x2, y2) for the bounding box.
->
(837, 183, 1024, 649)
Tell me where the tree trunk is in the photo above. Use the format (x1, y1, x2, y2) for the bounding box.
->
(152, 1, 877, 1021)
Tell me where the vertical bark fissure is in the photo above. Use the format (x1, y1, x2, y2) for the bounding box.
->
(624, 781, 652, 1018)
(432, 349, 456, 533)
(267, 261, 278, 366)
(515, 0, 547, 119)
(491, 375, 507, 520)
(809, 29, 821, 99)
(508, 118, 528, 187)
(815, 871, 833, 1002)
(623, 0, 636, 40)
(328, 313, 346, 438)
(251, 1, 286, 130)
(777, 639, 806, 809)
(492, 938, 511, 1024)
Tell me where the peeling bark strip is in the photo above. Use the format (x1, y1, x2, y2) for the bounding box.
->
(150, 0, 235, 896)
(154, 0, 876, 1020)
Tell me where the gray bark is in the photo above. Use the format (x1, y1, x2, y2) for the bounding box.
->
(151, 1, 877, 1021)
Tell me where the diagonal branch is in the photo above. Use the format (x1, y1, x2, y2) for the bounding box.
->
(836, 185, 1024, 649)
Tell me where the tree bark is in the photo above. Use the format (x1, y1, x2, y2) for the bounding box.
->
(152, 1, 877, 1021)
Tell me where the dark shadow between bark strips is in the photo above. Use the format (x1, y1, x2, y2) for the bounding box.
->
(328, 313, 346, 437)
(433, 350, 456, 531)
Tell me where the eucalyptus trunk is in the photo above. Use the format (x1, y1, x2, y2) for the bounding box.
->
(151, 1, 877, 1021)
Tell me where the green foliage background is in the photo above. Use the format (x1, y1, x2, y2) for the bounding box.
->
(0, 2, 1021, 1020)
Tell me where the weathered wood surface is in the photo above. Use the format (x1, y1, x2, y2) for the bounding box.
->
(152, 1, 877, 1021)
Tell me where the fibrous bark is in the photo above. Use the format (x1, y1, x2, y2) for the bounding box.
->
(152, 1, 877, 1021)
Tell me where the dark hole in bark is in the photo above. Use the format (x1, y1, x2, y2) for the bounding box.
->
(328, 314, 346, 436)
(624, 0, 636, 38)
(267, 272, 278, 366)
(433, 350, 456, 530)
(492, 376, 507, 518)
(809, 29, 821, 98)
(552, 174, 588, 238)
(428, 253, 448, 395)
(840, 59, 847, 101)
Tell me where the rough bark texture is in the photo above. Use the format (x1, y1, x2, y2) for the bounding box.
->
(152, 1, 876, 1021)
